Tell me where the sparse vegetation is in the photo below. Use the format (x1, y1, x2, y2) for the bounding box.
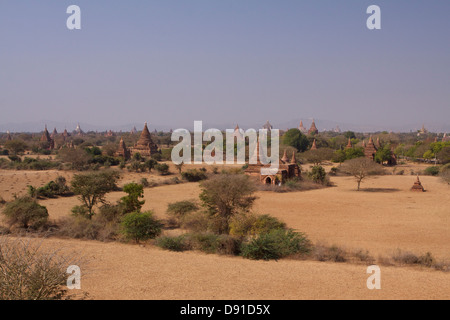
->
(0, 236, 84, 300)
(181, 169, 208, 182)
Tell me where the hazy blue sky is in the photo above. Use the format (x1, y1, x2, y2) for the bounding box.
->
(1, 1, 449, 130)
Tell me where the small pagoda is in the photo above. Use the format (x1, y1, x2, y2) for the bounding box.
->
(115, 137, 131, 160)
(364, 136, 378, 161)
(310, 139, 318, 150)
(345, 138, 353, 149)
(411, 176, 425, 192)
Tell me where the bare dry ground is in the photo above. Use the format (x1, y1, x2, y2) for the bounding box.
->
(37, 237, 450, 300)
(0, 163, 449, 299)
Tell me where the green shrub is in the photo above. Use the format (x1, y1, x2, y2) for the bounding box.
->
(71, 205, 90, 218)
(2, 196, 49, 230)
(120, 183, 145, 214)
(181, 169, 208, 182)
(121, 211, 162, 243)
(155, 163, 170, 175)
(156, 235, 190, 252)
(230, 214, 286, 237)
(424, 166, 440, 176)
(215, 234, 242, 255)
(28, 176, 71, 199)
(307, 165, 327, 184)
(241, 229, 310, 261)
(189, 233, 220, 254)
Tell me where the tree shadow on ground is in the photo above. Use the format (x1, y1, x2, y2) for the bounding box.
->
(360, 188, 401, 193)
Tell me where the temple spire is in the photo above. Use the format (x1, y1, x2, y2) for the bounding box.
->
(346, 138, 352, 149)
(290, 151, 297, 164)
(281, 149, 288, 163)
(311, 139, 317, 150)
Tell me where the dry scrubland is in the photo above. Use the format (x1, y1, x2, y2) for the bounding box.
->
(0, 162, 449, 299)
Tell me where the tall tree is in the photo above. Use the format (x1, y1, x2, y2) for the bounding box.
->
(341, 158, 381, 191)
(199, 174, 256, 234)
(282, 129, 309, 152)
(71, 171, 120, 218)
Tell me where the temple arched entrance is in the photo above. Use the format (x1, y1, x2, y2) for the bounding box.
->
(265, 177, 272, 184)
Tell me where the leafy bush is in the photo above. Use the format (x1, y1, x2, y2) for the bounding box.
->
(189, 233, 220, 254)
(28, 176, 71, 199)
(241, 229, 310, 261)
(155, 163, 170, 175)
(424, 166, 440, 176)
(71, 205, 90, 218)
(121, 211, 162, 243)
(307, 165, 327, 184)
(120, 183, 145, 214)
(230, 214, 286, 237)
(2, 196, 49, 230)
(181, 169, 208, 182)
(156, 235, 190, 252)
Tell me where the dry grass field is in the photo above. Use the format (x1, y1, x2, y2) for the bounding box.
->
(0, 162, 449, 299)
